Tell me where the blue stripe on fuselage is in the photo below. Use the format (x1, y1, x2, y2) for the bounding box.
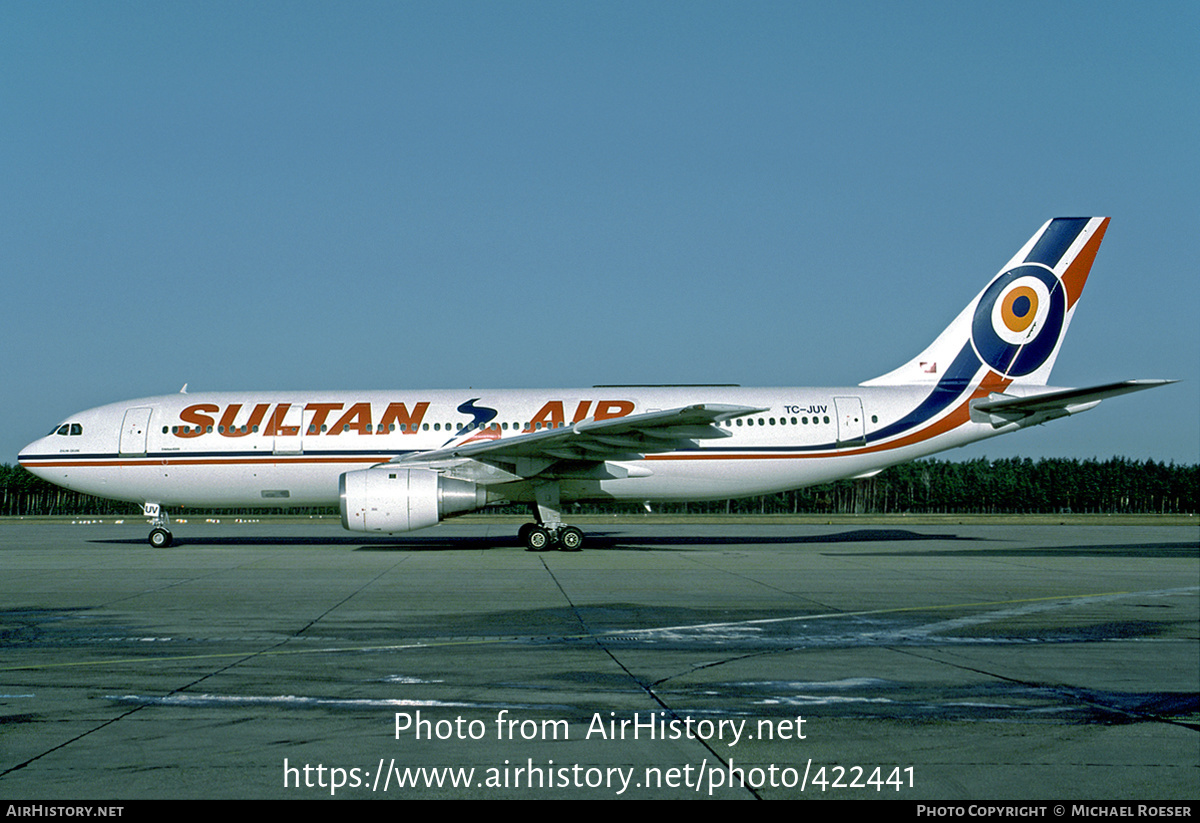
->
(862, 343, 981, 443)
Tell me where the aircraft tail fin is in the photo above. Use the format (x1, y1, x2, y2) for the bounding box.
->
(861, 217, 1110, 388)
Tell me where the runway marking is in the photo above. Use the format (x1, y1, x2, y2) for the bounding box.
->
(3, 587, 1194, 673)
(615, 587, 1196, 636)
(106, 694, 499, 709)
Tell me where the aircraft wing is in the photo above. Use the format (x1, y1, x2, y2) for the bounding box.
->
(391, 403, 765, 468)
(972, 379, 1176, 426)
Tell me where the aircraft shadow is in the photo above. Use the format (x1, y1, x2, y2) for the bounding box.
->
(87, 529, 1197, 557)
(92, 528, 984, 552)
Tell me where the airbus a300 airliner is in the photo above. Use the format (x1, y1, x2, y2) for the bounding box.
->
(19, 217, 1172, 550)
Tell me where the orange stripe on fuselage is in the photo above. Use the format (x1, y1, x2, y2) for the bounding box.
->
(25, 373, 1013, 470)
(646, 371, 1011, 461)
(19, 456, 388, 468)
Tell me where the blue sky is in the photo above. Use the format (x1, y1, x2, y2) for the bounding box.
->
(4, 1, 1197, 465)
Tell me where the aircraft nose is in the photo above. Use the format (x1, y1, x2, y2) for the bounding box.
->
(18, 433, 50, 466)
(19, 438, 37, 461)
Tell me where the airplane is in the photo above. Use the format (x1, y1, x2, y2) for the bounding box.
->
(18, 217, 1174, 551)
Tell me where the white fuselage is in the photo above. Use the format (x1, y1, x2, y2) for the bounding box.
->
(18, 384, 1026, 510)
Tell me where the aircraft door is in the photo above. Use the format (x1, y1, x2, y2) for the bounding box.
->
(833, 397, 866, 446)
(119, 407, 153, 455)
(272, 405, 309, 455)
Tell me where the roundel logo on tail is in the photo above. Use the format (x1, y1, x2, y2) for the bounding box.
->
(970, 264, 1065, 376)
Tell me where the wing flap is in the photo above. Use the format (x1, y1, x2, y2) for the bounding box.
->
(393, 403, 764, 468)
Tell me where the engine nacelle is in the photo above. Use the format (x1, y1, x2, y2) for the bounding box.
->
(339, 467, 487, 533)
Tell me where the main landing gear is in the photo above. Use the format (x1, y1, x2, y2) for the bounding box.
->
(518, 522, 584, 552)
(519, 481, 584, 551)
(145, 503, 173, 548)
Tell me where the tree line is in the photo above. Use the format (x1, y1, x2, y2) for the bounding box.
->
(630, 456, 1198, 515)
(2, 457, 1195, 517)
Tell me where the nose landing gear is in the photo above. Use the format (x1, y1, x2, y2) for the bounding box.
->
(144, 503, 173, 548)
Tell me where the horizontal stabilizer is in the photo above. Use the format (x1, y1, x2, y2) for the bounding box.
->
(972, 379, 1176, 427)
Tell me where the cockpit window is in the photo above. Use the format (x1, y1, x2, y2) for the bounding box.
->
(51, 423, 83, 436)
(70, 423, 83, 436)
(55, 424, 70, 436)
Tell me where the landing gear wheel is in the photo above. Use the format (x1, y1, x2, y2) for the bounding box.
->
(557, 526, 584, 552)
(523, 525, 552, 552)
(149, 527, 173, 548)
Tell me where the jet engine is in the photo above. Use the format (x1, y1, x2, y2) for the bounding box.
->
(339, 467, 487, 533)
